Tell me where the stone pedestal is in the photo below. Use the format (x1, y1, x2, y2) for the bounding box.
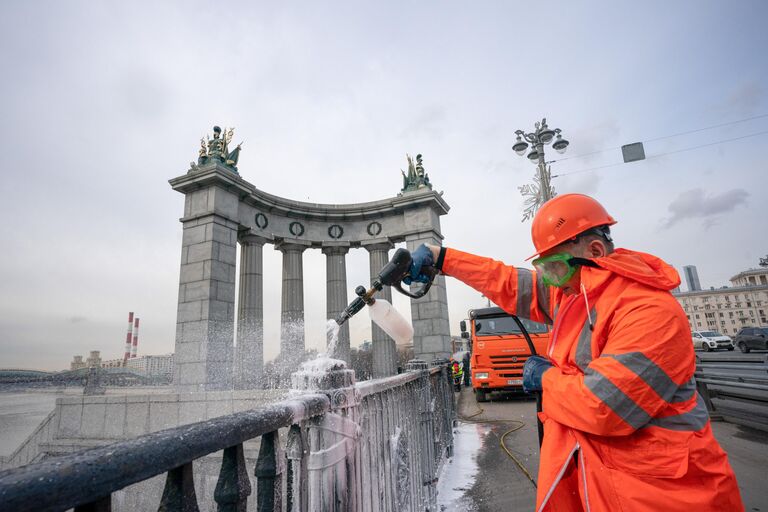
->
(365, 241, 398, 377)
(323, 244, 351, 363)
(277, 240, 309, 371)
(172, 171, 240, 391)
(235, 235, 268, 389)
(406, 231, 451, 362)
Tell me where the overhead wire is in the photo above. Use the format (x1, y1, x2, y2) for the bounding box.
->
(551, 129, 768, 178)
(546, 112, 768, 165)
(643, 112, 768, 143)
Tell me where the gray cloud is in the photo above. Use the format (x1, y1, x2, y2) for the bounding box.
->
(67, 316, 87, 324)
(399, 105, 446, 140)
(116, 71, 171, 120)
(662, 188, 749, 228)
(555, 172, 603, 196)
(563, 119, 622, 164)
(727, 81, 763, 114)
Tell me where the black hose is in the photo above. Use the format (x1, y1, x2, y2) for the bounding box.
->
(508, 315, 544, 448)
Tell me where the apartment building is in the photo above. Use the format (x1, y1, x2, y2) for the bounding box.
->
(674, 268, 768, 335)
(126, 354, 174, 379)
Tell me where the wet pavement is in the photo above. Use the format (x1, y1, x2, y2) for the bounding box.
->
(441, 386, 768, 511)
(438, 388, 539, 511)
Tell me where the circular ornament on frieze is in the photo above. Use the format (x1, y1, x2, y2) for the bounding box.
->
(254, 213, 268, 229)
(289, 221, 305, 237)
(328, 224, 344, 239)
(367, 221, 382, 237)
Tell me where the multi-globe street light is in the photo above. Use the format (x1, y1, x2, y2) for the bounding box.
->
(513, 118, 569, 221)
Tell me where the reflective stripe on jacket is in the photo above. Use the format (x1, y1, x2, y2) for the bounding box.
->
(442, 247, 744, 512)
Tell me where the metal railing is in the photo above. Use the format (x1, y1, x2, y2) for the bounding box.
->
(695, 354, 768, 429)
(0, 360, 455, 511)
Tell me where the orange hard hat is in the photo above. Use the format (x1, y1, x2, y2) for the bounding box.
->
(527, 193, 616, 260)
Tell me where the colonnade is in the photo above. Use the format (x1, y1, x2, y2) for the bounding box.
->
(234, 239, 398, 389)
(170, 160, 451, 392)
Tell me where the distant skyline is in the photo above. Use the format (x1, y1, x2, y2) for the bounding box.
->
(1, 1, 767, 370)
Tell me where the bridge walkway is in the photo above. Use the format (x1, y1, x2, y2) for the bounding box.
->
(446, 387, 768, 511)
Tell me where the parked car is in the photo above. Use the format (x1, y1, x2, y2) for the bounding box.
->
(691, 331, 734, 351)
(733, 327, 768, 353)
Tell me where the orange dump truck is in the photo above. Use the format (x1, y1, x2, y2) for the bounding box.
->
(460, 306, 550, 402)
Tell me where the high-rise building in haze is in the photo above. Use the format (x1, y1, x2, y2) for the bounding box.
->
(683, 265, 702, 292)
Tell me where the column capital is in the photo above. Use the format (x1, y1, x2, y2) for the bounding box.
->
(274, 238, 311, 253)
(361, 239, 395, 252)
(405, 231, 443, 244)
(239, 233, 272, 246)
(321, 242, 351, 256)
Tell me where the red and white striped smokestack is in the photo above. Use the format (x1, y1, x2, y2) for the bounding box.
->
(123, 312, 134, 366)
(131, 317, 139, 358)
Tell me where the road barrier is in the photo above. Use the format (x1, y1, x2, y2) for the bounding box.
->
(695, 353, 768, 430)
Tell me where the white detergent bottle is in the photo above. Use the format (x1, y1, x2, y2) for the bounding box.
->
(368, 299, 414, 344)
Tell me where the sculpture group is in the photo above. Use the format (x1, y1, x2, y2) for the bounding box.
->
(192, 125, 243, 173)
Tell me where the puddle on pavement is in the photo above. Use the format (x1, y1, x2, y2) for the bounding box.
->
(436, 422, 492, 511)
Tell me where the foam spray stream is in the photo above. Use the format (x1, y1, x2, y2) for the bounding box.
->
(299, 248, 430, 383)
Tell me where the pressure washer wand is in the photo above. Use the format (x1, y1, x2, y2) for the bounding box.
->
(335, 248, 438, 326)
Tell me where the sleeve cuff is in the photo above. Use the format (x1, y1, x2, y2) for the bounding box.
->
(436, 246, 447, 271)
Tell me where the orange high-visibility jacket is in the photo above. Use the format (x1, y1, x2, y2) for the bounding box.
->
(442, 247, 744, 512)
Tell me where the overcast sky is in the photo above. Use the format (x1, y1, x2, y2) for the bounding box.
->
(1, 1, 766, 370)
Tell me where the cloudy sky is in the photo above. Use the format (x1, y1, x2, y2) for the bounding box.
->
(1, 1, 766, 370)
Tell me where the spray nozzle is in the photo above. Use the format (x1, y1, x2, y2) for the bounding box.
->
(335, 248, 438, 326)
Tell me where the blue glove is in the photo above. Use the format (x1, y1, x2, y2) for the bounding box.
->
(403, 244, 435, 285)
(522, 355, 553, 393)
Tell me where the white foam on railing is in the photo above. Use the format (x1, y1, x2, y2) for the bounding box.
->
(291, 320, 348, 390)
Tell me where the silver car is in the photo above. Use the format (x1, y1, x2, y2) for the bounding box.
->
(692, 330, 734, 351)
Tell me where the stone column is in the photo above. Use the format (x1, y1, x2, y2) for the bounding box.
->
(235, 235, 269, 389)
(174, 212, 238, 392)
(277, 240, 309, 371)
(322, 244, 351, 363)
(365, 241, 398, 377)
(406, 233, 451, 363)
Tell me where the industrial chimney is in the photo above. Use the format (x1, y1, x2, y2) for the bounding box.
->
(123, 312, 134, 367)
(131, 317, 140, 358)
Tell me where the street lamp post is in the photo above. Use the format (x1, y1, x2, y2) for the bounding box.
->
(513, 118, 569, 221)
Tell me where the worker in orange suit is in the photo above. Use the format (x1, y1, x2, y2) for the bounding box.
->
(408, 193, 744, 511)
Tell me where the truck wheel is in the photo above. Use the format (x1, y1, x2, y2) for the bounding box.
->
(738, 342, 750, 353)
(475, 389, 489, 403)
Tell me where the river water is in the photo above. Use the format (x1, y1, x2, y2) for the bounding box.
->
(0, 387, 172, 456)
(0, 389, 81, 456)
